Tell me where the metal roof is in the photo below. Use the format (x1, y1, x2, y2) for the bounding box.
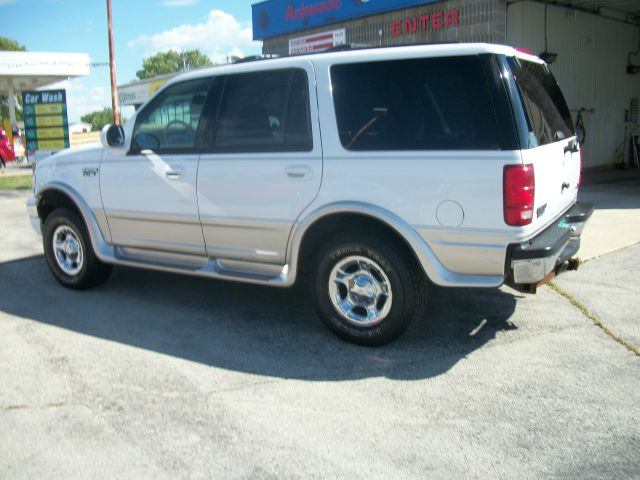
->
(0, 51, 90, 95)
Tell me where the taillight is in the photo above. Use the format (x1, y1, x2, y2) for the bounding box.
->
(578, 147, 582, 187)
(514, 47, 535, 56)
(504, 164, 535, 226)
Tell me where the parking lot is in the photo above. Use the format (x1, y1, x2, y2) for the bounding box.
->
(1, 170, 639, 479)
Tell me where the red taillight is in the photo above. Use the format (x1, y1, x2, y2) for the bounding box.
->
(514, 47, 535, 56)
(504, 164, 535, 226)
(578, 148, 582, 187)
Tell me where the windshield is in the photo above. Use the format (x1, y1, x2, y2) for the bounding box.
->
(508, 58, 574, 148)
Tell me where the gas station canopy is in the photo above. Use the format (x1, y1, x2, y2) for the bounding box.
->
(0, 51, 90, 126)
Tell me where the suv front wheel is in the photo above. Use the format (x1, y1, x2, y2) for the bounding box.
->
(43, 209, 112, 290)
(311, 231, 427, 346)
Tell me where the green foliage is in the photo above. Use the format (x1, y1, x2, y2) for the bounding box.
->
(136, 50, 212, 79)
(81, 108, 115, 131)
(0, 37, 26, 122)
(0, 36, 26, 51)
(0, 100, 23, 122)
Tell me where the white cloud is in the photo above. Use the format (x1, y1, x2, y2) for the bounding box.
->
(0, 0, 16, 5)
(160, 0, 198, 7)
(48, 78, 111, 123)
(128, 9, 260, 63)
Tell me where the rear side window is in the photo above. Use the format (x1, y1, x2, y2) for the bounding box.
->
(508, 58, 574, 148)
(213, 68, 312, 152)
(331, 56, 500, 151)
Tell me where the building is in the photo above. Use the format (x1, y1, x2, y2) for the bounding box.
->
(117, 72, 179, 111)
(252, 0, 640, 169)
(68, 122, 93, 134)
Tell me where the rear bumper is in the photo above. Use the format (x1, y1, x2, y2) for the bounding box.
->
(507, 202, 593, 291)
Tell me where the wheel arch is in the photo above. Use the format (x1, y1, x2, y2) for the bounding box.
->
(36, 182, 113, 262)
(288, 202, 436, 285)
(37, 187, 84, 226)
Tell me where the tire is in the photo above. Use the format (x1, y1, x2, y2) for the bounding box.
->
(43, 209, 112, 290)
(311, 230, 427, 346)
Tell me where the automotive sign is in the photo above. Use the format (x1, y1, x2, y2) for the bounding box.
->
(22, 89, 70, 152)
(252, 0, 441, 40)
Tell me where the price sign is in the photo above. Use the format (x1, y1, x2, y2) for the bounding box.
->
(22, 90, 70, 152)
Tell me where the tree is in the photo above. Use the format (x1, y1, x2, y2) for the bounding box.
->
(0, 36, 26, 51)
(81, 108, 115, 131)
(136, 49, 212, 79)
(0, 37, 26, 122)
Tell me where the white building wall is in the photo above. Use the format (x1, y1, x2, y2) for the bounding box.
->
(507, 2, 640, 168)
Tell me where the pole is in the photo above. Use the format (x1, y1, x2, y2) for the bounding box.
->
(106, 0, 120, 125)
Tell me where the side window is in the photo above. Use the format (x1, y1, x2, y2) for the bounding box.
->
(213, 68, 312, 152)
(507, 58, 574, 148)
(131, 78, 212, 153)
(331, 56, 500, 151)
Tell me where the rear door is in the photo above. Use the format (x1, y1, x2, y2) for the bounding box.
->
(504, 56, 580, 227)
(196, 64, 321, 265)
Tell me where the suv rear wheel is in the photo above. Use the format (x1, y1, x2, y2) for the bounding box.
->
(311, 231, 427, 346)
(43, 209, 112, 290)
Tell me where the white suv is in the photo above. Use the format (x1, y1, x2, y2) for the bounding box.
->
(28, 43, 591, 345)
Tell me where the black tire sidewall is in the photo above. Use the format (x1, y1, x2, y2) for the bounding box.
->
(313, 238, 414, 346)
(43, 210, 97, 289)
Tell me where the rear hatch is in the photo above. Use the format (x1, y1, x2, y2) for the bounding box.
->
(504, 55, 580, 229)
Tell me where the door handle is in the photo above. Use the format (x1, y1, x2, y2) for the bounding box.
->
(285, 166, 311, 179)
(166, 171, 182, 180)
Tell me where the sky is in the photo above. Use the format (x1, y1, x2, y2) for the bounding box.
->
(1, 0, 263, 122)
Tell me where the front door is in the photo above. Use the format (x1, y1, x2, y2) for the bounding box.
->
(100, 78, 212, 257)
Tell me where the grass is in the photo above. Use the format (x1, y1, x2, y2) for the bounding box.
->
(548, 282, 640, 357)
(0, 174, 32, 190)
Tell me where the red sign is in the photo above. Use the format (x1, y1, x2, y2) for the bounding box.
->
(285, 0, 342, 22)
(289, 29, 346, 55)
(391, 9, 460, 37)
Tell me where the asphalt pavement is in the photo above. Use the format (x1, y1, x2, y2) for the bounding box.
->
(0, 175, 639, 479)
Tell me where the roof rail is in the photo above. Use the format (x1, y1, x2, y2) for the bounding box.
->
(321, 43, 372, 53)
(232, 54, 280, 64)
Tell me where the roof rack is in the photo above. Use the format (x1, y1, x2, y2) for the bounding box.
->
(300, 41, 463, 57)
(321, 43, 372, 53)
(232, 54, 280, 64)
(232, 41, 468, 65)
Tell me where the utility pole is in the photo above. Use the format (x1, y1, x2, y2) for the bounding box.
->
(106, 0, 120, 125)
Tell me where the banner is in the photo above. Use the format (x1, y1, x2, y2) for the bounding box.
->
(289, 29, 346, 55)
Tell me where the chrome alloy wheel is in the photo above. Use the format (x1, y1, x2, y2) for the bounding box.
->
(52, 225, 84, 276)
(328, 255, 393, 327)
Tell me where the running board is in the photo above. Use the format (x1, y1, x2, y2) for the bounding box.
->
(111, 247, 290, 287)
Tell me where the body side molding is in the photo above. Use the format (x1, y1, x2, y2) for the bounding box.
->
(285, 201, 505, 288)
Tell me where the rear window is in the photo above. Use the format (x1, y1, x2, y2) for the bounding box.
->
(508, 58, 574, 148)
(331, 56, 500, 151)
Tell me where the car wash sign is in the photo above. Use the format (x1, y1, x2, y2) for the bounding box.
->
(22, 89, 70, 152)
(252, 0, 441, 40)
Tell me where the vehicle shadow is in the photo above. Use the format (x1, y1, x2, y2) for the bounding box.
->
(0, 256, 519, 381)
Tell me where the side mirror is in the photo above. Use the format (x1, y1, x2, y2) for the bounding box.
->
(100, 124, 125, 147)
